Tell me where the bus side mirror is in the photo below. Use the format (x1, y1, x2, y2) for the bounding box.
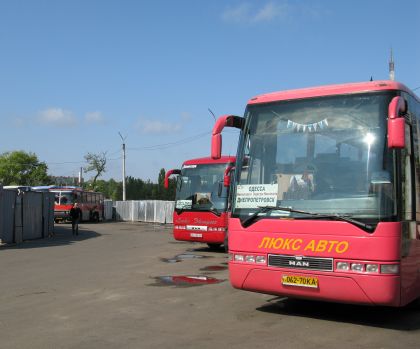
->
(388, 96, 406, 149)
(164, 169, 181, 189)
(211, 115, 244, 159)
(211, 134, 222, 160)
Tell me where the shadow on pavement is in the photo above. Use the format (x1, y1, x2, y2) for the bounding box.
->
(257, 297, 420, 331)
(187, 245, 226, 254)
(2, 224, 101, 250)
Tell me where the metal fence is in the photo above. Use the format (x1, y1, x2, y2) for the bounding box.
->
(115, 200, 174, 224)
(0, 188, 55, 244)
(103, 200, 114, 221)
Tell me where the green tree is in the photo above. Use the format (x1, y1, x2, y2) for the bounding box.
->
(95, 178, 122, 200)
(0, 150, 50, 185)
(84, 152, 107, 190)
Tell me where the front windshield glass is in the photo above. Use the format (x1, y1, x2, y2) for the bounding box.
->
(53, 191, 74, 205)
(234, 92, 396, 222)
(175, 163, 231, 212)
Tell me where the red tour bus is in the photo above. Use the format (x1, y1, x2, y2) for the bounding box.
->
(212, 80, 420, 307)
(165, 156, 235, 249)
(51, 186, 104, 223)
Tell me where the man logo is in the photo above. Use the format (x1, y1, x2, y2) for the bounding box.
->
(288, 260, 310, 267)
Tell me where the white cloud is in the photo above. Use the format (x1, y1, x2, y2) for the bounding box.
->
(85, 111, 105, 124)
(136, 119, 182, 134)
(222, 3, 252, 23)
(253, 2, 287, 23)
(38, 108, 77, 127)
(222, 1, 289, 24)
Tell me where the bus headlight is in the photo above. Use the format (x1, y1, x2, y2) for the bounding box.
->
(336, 262, 350, 271)
(351, 263, 364, 272)
(365, 264, 379, 273)
(255, 255, 266, 264)
(380, 264, 399, 274)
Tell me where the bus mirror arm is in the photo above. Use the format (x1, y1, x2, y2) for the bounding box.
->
(223, 166, 235, 188)
(164, 169, 181, 189)
(218, 181, 223, 197)
(387, 96, 407, 149)
(211, 115, 244, 159)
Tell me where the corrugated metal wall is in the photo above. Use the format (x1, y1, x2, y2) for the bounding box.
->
(0, 189, 55, 244)
(0, 189, 17, 244)
(23, 192, 43, 240)
(43, 192, 55, 237)
(115, 200, 174, 224)
(104, 200, 113, 220)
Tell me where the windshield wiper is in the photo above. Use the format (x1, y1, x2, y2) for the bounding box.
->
(176, 206, 221, 217)
(208, 207, 221, 217)
(241, 205, 375, 232)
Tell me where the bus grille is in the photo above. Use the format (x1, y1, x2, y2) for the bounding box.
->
(268, 254, 333, 271)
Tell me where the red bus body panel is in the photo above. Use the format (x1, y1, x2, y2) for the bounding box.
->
(228, 218, 408, 306)
(247, 80, 415, 105)
(182, 156, 236, 166)
(173, 211, 229, 244)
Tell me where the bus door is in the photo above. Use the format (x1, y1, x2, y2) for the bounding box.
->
(400, 118, 420, 303)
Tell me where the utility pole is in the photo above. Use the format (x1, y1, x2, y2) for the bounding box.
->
(78, 167, 83, 186)
(389, 48, 395, 81)
(118, 132, 127, 201)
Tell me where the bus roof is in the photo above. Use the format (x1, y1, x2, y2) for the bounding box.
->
(183, 156, 236, 166)
(248, 80, 419, 105)
(49, 186, 82, 192)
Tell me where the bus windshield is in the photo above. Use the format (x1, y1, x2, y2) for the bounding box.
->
(234, 92, 397, 223)
(53, 191, 74, 205)
(175, 163, 230, 212)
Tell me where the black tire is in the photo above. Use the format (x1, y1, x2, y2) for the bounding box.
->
(207, 243, 222, 249)
(223, 232, 229, 252)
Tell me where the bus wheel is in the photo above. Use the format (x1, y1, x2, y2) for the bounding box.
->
(223, 233, 229, 252)
(207, 243, 221, 250)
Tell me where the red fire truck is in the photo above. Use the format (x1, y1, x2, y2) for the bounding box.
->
(165, 156, 235, 249)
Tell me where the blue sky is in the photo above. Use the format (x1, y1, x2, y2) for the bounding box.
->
(1, 0, 419, 182)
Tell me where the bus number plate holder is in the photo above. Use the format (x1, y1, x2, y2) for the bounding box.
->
(282, 275, 318, 288)
(190, 233, 203, 238)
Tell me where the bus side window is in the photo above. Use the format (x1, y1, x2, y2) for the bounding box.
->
(74, 192, 81, 203)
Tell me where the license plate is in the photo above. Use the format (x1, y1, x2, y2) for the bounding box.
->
(190, 233, 203, 238)
(282, 275, 318, 288)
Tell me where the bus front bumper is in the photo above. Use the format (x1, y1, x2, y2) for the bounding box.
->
(173, 229, 225, 244)
(54, 211, 71, 221)
(229, 263, 401, 307)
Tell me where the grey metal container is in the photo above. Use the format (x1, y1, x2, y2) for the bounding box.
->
(0, 188, 17, 244)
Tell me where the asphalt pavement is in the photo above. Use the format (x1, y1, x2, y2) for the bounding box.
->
(0, 221, 419, 349)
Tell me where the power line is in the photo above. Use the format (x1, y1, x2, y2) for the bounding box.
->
(128, 131, 211, 151)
